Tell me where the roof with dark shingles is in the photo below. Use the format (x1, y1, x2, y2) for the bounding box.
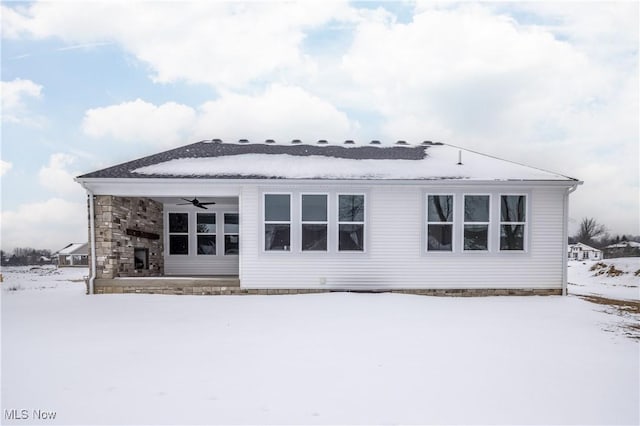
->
(77, 140, 432, 179)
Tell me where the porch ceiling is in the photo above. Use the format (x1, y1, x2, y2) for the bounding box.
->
(149, 196, 239, 206)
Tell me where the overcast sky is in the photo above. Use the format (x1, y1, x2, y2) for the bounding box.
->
(1, 1, 638, 252)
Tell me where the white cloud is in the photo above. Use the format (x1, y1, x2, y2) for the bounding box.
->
(83, 86, 359, 146)
(193, 85, 358, 142)
(1, 2, 355, 88)
(1, 78, 42, 124)
(340, 4, 608, 142)
(493, 2, 639, 63)
(0, 160, 13, 176)
(82, 99, 197, 146)
(38, 153, 85, 196)
(0, 198, 87, 252)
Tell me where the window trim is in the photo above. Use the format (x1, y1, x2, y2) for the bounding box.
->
(223, 212, 239, 256)
(167, 212, 190, 256)
(337, 193, 366, 253)
(499, 194, 528, 252)
(196, 212, 217, 256)
(426, 193, 455, 253)
(300, 193, 329, 253)
(263, 192, 293, 252)
(462, 194, 491, 252)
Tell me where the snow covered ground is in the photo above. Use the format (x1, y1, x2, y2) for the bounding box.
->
(1, 264, 638, 425)
(568, 257, 639, 301)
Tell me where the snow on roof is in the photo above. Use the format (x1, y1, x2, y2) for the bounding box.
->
(605, 241, 640, 249)
(568, 242, 601, 251)
(56, 243, 88, 255)
(78, 140, 579, 182)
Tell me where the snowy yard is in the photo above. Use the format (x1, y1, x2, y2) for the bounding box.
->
(1, 262, 638, 425)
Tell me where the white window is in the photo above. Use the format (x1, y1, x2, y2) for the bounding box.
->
(338, 194, 365, 251)
(463, 195, 490, 251)
(168, 213, 189, 255)
(427, 195, 454, 252)
(500, 195, 527, 251)
(301, 194, 328, 251)
(196, 213, 216, 255)
(224, 213, 239, 255)
(264, 194, 291, 251)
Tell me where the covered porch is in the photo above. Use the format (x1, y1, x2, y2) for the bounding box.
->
(85, 186, 242, 294)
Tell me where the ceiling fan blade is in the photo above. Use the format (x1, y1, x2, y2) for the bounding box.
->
(196, 205, 208, 209)
(181, 198, 194, 203)
(200, 202, 216, 205)
(176, 203, 192, 205)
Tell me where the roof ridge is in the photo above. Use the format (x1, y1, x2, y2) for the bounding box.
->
(204, 138, 444, 147)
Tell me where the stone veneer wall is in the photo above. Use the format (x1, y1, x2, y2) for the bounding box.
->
(90, 196, 164, 278)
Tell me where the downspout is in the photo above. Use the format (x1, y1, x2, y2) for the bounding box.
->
(562, 183, 580, 296)
(78, 184, 97, 295)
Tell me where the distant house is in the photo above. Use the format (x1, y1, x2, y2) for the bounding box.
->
(603, 241, 640, 259)
(568, 242, 602, 261)
(55, 243, 89, 267)
(75, 139, 581, 296)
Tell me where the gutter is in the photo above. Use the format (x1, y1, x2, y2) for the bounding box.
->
(562, 182, 582, 296)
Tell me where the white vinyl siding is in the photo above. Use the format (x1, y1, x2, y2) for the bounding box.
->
(240, 184, 566, 290)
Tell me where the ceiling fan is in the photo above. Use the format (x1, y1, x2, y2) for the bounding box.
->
(177, 197, 216, 209)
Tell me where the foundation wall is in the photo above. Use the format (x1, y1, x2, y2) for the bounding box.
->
(91, 280, 561, 296)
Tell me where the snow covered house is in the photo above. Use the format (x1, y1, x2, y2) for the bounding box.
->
(602, 241, 640, 259)
(75, 139, 581, 295)
(567, 242, 602, 261)
(55, 243, 89, 267)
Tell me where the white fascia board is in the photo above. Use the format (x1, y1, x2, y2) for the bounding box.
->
(76, 178, 242, 196)
(76, 177, 581, 196)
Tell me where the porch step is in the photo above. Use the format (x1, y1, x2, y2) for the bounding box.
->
(116, 277, 239, 287)
(92, 277, 240, 294)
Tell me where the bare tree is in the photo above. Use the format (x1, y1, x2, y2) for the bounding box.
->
(574, 217, 606, 246)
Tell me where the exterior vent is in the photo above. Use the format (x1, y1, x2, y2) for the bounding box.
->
(317, 139, 328, 144)
(211, 138, 222, 144)
(396, 140, 408, 146)
(265, 139, 275, 144)
(292, 139, 302, 144)
(370, 140, 381, 145)
(238, 139, 249, 143)
(344, 140, 355, 145)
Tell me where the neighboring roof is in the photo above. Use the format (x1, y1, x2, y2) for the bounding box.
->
(568, 242, 601, 252)
(56, 243, 89, 256)
(77, 139, 579, 182)
(604, 241, 640, 249)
